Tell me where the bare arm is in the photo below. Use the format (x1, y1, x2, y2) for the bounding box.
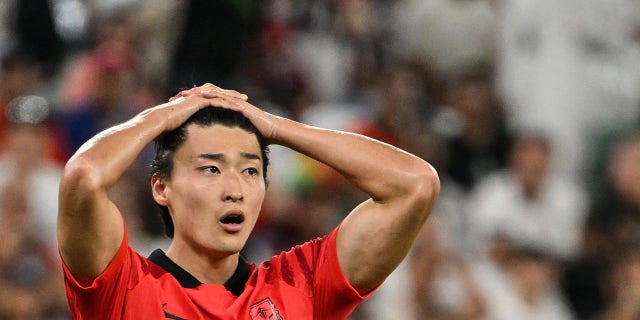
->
(188, 88, 440, 294)
(57, 90, 245, 284)
(275, 118, 440, 293)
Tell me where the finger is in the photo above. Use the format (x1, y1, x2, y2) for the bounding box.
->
(197, 87, 248, 101)
(219, 89, 248, 101)
(181, 84, 248, 100)
(199, 90, 249, 102)
(202, 96, 244, 112)
(168, 84, 216, 101)
(168, 89, 192, 101)
(201, 83, 220, 90)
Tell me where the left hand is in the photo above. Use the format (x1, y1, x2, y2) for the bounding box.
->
(170, 83, 248, 102)
(173, 83, 283, 143)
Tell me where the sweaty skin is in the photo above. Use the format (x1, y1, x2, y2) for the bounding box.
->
(58, 83, 440, 295)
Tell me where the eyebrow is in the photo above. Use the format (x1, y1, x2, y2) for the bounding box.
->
(197, 152, 261, 162)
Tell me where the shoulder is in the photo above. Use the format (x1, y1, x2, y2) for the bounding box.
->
(252, 229, 338, 286)
(247, 228, 368, 316)
(63, 233, 152, 291)
(266, 228, 337, 265)
(260, 231, 333, 269)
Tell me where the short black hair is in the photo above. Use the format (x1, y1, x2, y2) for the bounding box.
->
(151, 107, 269, 238)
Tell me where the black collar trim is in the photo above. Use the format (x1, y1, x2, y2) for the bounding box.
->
(148, 249, 250, 296)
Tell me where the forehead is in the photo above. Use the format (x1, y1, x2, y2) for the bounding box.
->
(176, 124, 262, 160)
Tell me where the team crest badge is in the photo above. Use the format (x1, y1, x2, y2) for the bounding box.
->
(249, 297, 284, 320)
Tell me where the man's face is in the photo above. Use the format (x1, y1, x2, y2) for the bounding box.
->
(155, 124, 266, 256)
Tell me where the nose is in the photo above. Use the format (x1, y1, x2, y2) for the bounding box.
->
(225, 192, 243, 202)
(222, 172, 243, 202)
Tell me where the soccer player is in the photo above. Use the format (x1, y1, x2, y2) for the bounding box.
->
(57, 83, 440, 319)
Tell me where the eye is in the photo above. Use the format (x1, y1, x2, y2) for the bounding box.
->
(244, 167, 259, 176)
(203, 166, 220, 174)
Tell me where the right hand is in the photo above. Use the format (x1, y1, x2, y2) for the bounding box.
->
(154, 89, 250, 132)
(171, 84, 283, 143)
(169, 83, 248, 102)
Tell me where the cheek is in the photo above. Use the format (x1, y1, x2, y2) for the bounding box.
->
(250, 185, 267, 209)
(243, 185, 266, 222)
(169, 184, 211, 222)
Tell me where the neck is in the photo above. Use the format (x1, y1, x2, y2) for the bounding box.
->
(166, 242, 239, 285)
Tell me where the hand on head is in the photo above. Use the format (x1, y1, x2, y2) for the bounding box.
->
(170, 83, 248, 102)
(172, 83, 281, 143)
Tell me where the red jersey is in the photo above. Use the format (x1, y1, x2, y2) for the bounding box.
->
(62, 227, 373, 319)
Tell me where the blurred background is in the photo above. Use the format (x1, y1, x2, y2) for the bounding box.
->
(0, 0, 639, 319)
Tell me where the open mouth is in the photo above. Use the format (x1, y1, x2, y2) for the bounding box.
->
(220, 214, 244, 225)
(219, 211, 245, 232)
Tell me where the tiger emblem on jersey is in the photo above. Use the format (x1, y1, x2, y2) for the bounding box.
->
(249, 297, 283, 320)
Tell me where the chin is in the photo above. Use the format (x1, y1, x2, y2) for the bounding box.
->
(213, 237, 248, 255)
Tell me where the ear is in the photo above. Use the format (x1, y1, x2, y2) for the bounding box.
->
(151, 175, 169, 206)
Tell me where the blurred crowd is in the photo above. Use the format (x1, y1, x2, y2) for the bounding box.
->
(0, 0, 639, 319)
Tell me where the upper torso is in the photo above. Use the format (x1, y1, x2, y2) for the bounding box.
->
(61, 227, 370, 320)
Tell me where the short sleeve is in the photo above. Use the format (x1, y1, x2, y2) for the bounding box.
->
(61, 230, 136, 320)
(312, 227, 378, 318)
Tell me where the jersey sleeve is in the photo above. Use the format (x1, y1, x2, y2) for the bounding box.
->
(60, 228, 141, 320)
(311, 226, 378, 318)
